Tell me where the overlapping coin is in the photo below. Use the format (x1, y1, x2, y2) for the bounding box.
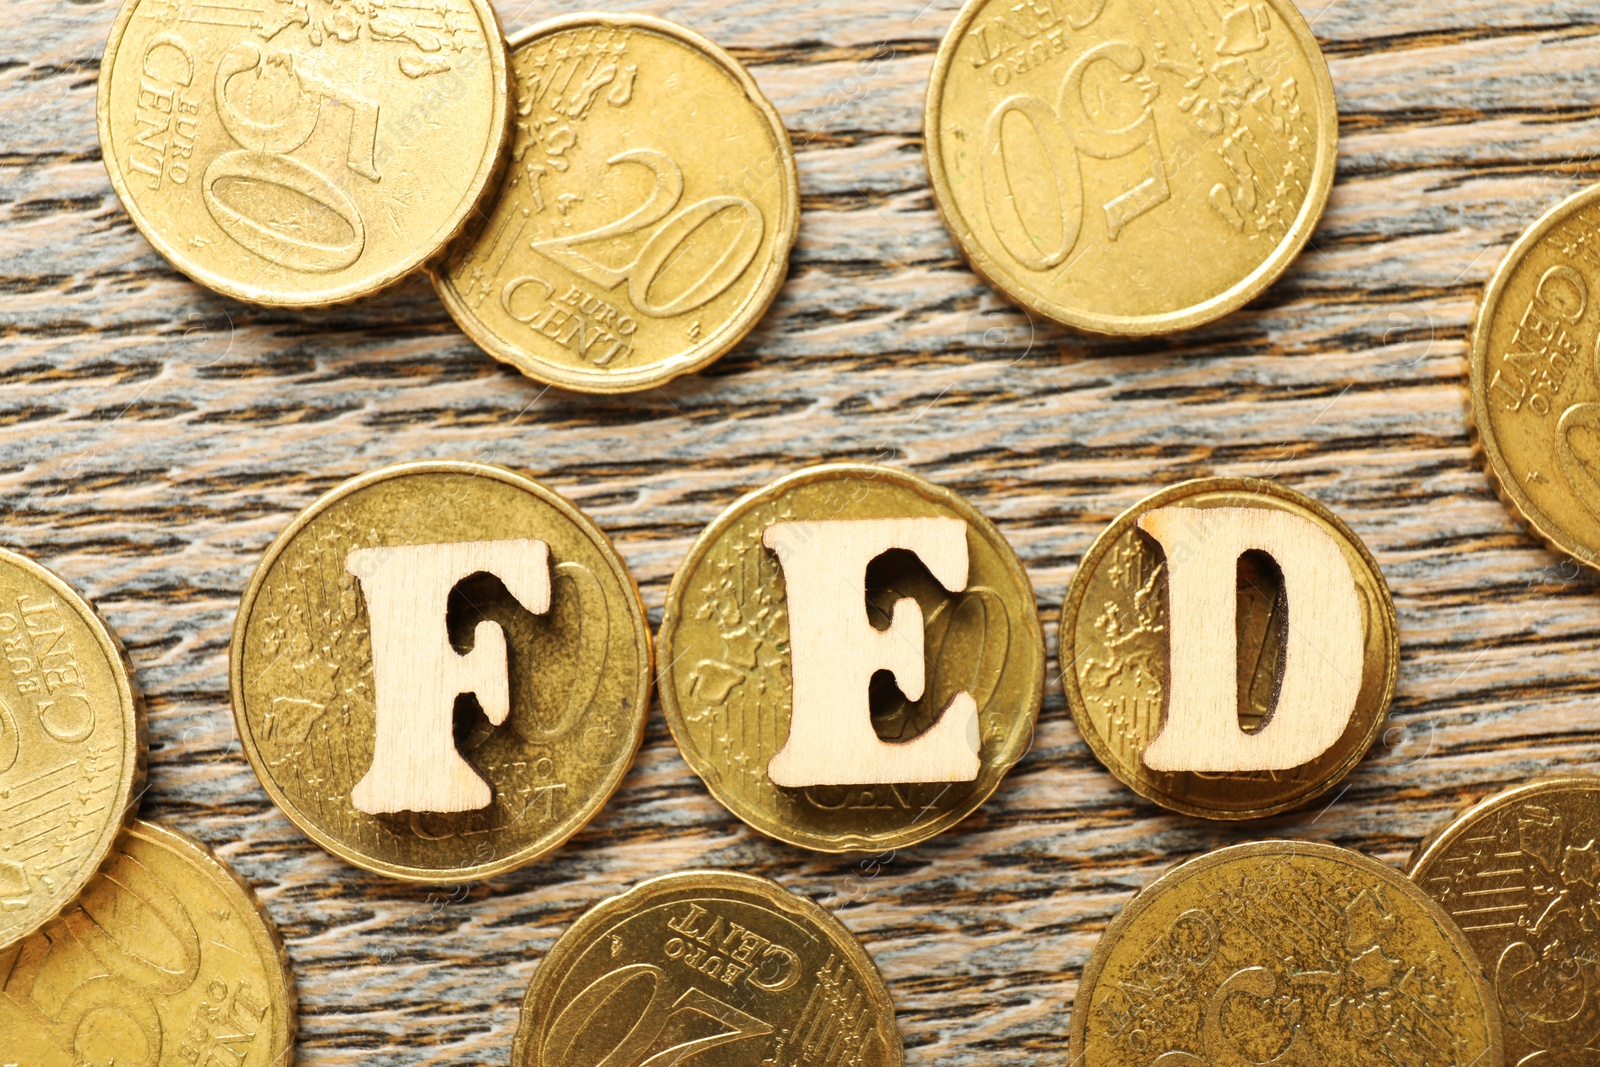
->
(1060, 478, 1397, 819)
(432, 12, 800, 395)
(925, 0, 1337, 334)
(1410, 776, 1600, 1066)
(511, 870, 903, 1067)
(230, 461, 651, 881)
(1470, 184, 1600, 569)
(97, 0, 512, 307)
(0, 548, 145, 952)
(435, 14, 799, 393)
(658, 464, 1044, 852)
(1072, 840, 1504, 1067)
(0, 820, 295, 1067)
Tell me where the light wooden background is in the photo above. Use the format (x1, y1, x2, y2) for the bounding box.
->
(3, 0, 1599, 1063)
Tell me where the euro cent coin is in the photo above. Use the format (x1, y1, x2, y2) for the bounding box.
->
(1072, 840, 1504, 1067)
(1059, 478, 1397, 819)
(435, 14, 800, 393)
(924, 0, 1338, 335)
(1409, 776, 1600, 1066)
(510, 869, 903, 1067)
(229, 461, 652, 881)
(0, 548, 144, 952)
(97, 0, 512, 307)
(1470, 184, 1600, 569)
(0, 820, 295, 1067)
(658, 464, 1044, 852)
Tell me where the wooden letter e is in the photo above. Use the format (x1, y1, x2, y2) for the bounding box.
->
(763, 518, 981, 788)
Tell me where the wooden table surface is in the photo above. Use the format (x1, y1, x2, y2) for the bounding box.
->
(4, 0, 1599, 1063)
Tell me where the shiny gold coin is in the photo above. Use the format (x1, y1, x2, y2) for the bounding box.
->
(230, 461, 651, 881)
(0, 548, 144, 952)
(1060, 478, 1397, 819)
(1469, 184, 1600, 569)
(659, 464, 1044, 852)
(1409, 776, 1600, 1066)
(1073, 839, 1504, 1067)
(511, 869, 903, 1067)
(0, 819, 295, 1066)
(97, 0, 511, 307)
(434, 13, 799, 393)
(924, 0, 1337, 335)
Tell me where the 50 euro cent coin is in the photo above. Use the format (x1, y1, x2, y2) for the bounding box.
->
(925, 0, 1337, 334)
(98, 0, 512, 306)
(0, 820, 295, 1067)
(657, 464, 1045, 852)
(230, 461, 652, 881)
(1470, 184, 1600, 569)
(1409, 776, 1600, 1066)
(1072, 840, 1503, 1067)
(0, 548, 145, 953)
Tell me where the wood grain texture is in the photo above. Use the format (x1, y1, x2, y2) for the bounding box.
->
(2, 0, 1599, 1063)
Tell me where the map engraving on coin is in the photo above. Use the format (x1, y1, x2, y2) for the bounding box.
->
(98, 0, 511, 306)
(511, 870, 903, 1067)
(0, 549, 144, 952)
(1059, 479, 1398, 819)
(436, 14, 799, 392)
(659, 464, 1044, 852)
(1410, 776, 1600, 1066)
(925, 0, 1338, 334)
(1072, 840, 1504, 1067)
(230, 461, 652, 881)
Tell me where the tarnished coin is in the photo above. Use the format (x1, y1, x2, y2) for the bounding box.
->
(511, 869, 903, 1067)
(659, 464, 1044, 852)
(1059, 478, 1397, 819)
(1072, 840, 1504, 1067)
(0, 548, 144, 952)
(230, 461, 651, 881)
(435, 14, 799, 393)
(1470, 184, 1600, 569)
(1409, 776, 1600, 1066)
(97, 0, 511, 307)
(0, 820, 295, 1067)
(924, 0, 1337, 335)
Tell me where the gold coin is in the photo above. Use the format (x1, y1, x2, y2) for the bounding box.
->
(0, 548, 145, 952)
(924, 0, 1337, 335)
(97, 0, 512, 307)
(510, 869, 903, 1067)
(658, 464, 1044, 852)
(434, 14, 799, 393)
(1469, 184, 1600, 569)
(0, 819, 295, 1066)
(1059, 478, 1397, 819)
(229, 461, 651, 881)
(1072, 840, 1504, 1066)
(1409, 776, 1600, 1065)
